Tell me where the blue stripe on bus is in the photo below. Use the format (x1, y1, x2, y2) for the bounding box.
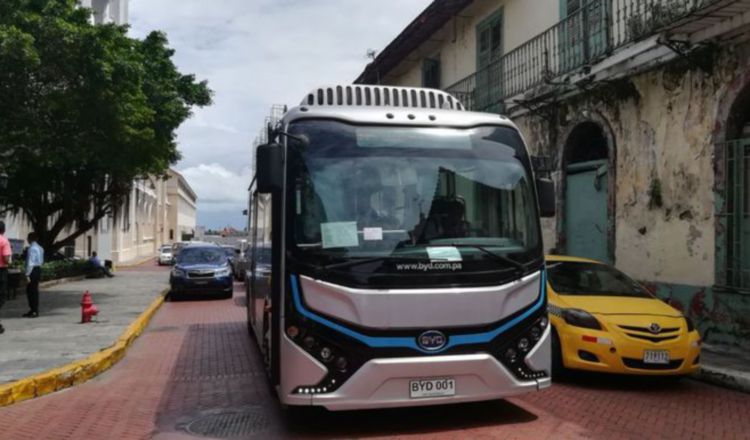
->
(289, 270, 546, 354)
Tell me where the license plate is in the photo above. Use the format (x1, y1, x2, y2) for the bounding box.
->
(409, 377, 455, 399)
(193, 280, 209, 285)
(643, 350, 670, 364)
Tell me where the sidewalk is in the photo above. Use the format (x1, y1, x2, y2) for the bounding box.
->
(0, 267, 168, 383)
(694, 343, 750, 394)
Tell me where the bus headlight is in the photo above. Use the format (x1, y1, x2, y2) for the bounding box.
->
(496, 314, 548, 381)
(334, 356, 348, 372)
(517, 337, 530, 352)
(287, 323, 354, 395)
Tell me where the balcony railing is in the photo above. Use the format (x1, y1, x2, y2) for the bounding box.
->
(445, 0, 716, 112)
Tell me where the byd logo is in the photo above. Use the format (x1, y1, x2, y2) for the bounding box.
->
(417, 330, 447, 351)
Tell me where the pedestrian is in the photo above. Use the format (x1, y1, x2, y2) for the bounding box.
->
(88, 251, 114, 278)
(0, 221, 11, 334)
(23, 231, 43, 318)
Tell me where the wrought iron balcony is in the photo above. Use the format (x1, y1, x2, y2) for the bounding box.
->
(444, 0, 723, 112)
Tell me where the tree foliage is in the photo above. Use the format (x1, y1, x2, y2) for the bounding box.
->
(0, 0, 212, 253)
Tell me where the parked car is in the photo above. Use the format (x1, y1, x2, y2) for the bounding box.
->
(169, 243, 233, 299)
(171, 241, 188, 262)
(546, 255, 701, 377)
(158, 244, 173, 265)
(220, 245, 239, 277)
(232, 239, 250, 281)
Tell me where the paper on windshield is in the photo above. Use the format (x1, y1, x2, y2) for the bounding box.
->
(363, 227, 383, 241)
(426, 246, 462, 262)
(321, 221, 359, 249)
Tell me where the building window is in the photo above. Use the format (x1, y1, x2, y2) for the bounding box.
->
(475, 9, 504, 113)
(560, 0, 610, 68)
(422, 57, 441, 89)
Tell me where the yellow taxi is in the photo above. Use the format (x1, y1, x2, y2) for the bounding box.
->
(546, 255, 701, 376)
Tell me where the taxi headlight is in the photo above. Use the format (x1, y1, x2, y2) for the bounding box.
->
(562, 308, 602, 330)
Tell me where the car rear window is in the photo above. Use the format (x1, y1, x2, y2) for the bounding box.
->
(546, 261, 652, 298)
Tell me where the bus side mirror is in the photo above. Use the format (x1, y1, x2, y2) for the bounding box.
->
(256, 143, 284, 193)
(537, 178, 555, 218)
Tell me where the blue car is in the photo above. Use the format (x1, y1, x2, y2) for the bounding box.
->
(169, 243, 234, 299)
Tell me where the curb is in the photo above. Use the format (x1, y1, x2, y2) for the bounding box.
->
(694, 365, 750, 394)
(0, 288, 169, 407)
(115, 255, 156, 270)
(39, 275, 87, 289)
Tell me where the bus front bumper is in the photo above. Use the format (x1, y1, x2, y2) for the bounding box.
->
(280, 328, 551, 411)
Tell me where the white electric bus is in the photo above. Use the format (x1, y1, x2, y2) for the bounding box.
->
(247, 85, 555, 410)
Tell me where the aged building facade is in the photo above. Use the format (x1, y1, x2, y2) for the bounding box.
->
(357, 0, 750, 348)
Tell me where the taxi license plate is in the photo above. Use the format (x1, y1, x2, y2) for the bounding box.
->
(409, 377, 455, 399)
(643, 350, 670, 364)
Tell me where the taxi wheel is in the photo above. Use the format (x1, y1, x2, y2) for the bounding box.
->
(551, 329, 566, 380)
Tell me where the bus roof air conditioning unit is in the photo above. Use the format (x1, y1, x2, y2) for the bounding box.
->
(302, 85, 465, 111)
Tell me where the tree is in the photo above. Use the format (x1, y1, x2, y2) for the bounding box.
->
(0, 0, 212, 254)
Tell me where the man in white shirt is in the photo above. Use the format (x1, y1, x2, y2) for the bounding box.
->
(24, 232, 44, 318)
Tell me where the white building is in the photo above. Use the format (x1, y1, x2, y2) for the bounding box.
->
(166, 169, 198, 243)
(79, 0, 129, 25)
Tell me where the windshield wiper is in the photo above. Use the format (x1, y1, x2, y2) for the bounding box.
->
(447, 244, 526, 276)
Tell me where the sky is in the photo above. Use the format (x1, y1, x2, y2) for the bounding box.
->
(128, 0, 433, 229)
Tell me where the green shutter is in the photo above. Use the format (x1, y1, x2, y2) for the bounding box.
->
(475, 9, 504, 113)
(422, 57, 441, 89)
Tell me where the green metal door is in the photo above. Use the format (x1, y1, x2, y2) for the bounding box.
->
(565, 159, 609, 263)
(720, 138, 750, 288)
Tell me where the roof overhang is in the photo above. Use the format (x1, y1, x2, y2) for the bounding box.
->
(354, 0, 472, 85)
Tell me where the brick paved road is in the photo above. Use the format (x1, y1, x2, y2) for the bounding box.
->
(1, 265, 749, 439)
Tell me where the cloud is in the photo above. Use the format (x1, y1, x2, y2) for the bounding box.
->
(129, 0, 433, 227)
(180, 163, 251, 212)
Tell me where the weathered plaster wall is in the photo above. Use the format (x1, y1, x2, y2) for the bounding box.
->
(517, 45, 750, 285)
(515, 43, 750, 348)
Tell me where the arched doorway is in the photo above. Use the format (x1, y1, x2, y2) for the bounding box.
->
(718, 82, 750, 288)
(562, 121, 613, 263)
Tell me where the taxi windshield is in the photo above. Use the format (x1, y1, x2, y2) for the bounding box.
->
(546, 261, 652, 298)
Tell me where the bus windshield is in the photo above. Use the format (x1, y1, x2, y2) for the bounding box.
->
(286, 120, 541, 280)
